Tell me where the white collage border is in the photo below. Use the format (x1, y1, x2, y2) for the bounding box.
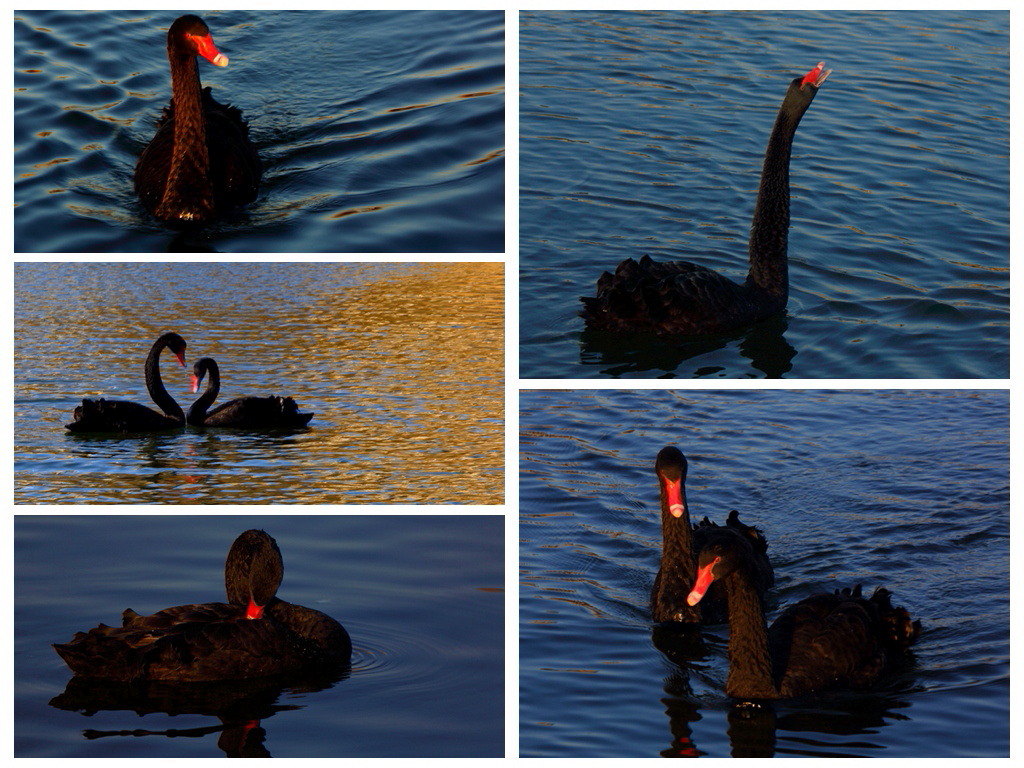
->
(6, 5, 1019, 765)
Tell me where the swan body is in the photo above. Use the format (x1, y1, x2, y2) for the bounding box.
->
(651, 447, 772, 624)
(65, 332, 187, 433)
(135, 15, 260, 223)
(187, 357, 313, 429)
(687, 532, 919, 699)
(54, 530, 350, 681)
(581, 62, 832, 335)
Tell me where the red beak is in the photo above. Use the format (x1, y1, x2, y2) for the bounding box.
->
(245, 598, 264, 619)
(800, 61, 831, 89)
(188, 32, 229, 67)
(686, 557, 720, 606)
(662, 477, 687, 518)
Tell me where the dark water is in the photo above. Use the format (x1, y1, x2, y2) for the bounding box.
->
(15, 515, 503, 757)
(14, 10, 504, 252)
(519, 10, 1009, 378)
(14, 262, 504, 504)
(519, 390, 1008, 757)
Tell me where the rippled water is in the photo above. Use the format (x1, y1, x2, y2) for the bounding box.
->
(14, 262, 504, 504)
(520, 390, 1008, 757)
(520, 10, 1009, 377)
(15, 515, 504, 757)
(14, 10, 504, 252)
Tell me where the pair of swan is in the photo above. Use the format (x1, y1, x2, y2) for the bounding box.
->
(651, 447, 920, 700)
(65, 332, 312, 432)
(54, 530, 350, 681)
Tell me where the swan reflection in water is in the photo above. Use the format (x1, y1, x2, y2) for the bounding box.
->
(579, 314, 797, 378)
(49, 667, 350, 757)
(653, 636, 920, 757)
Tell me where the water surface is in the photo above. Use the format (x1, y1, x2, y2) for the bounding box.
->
(15, 10, 504, 252)
(15, 515, 504, 757)
(520, 390, 1008, 756)
(14, 262, 504, 504)
(520, 11, 1008, 377)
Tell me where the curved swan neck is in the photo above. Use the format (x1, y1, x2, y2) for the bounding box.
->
(744, 83, 817, 300)
(722, 565, 777, 699)
(187, 358, 220, 425)
(155, 47, 214, 220)
(145, 337, 184, 422)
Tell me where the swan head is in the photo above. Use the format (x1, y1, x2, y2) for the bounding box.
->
(779, 61, 832, 121)
(190, 357, 220, 393)
(799, 61, 832, 90)
(785, 61, 831, 106)
(687, 528, 759, 606)
(169, 14, 230, 68)
(155, 331, 187, 368)
(225, 530, 284, 619)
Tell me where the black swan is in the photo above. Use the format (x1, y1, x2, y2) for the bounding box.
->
(651, 447, 773, 624)
(580, 62, 832, 335)
(65, 332, 187, 433)
(54, 530, 351, 681)
(686, 530, 920, 699)
(135, 14, 261, 223)
(187, 357, 313, 428)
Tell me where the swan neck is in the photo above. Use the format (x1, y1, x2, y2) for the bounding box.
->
(745, 92, 809, 300)
(224, 530, 284, 607)
(145, 339, 184, 422)
(187, 362, 220, 425)
(651, 480, 699, 621)
(156, 50, 213, 219)
(722, 565, 777, 699)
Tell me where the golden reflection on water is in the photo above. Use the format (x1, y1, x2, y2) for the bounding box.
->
(14, 262, 503, 504)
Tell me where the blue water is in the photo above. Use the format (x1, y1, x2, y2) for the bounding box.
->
(14, 10, 504, 252)
(519, 390, 1008, 756)
(520, 10, 1009, 378)
(15, 515, 504, 757)
(14, 262, 504, 504)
